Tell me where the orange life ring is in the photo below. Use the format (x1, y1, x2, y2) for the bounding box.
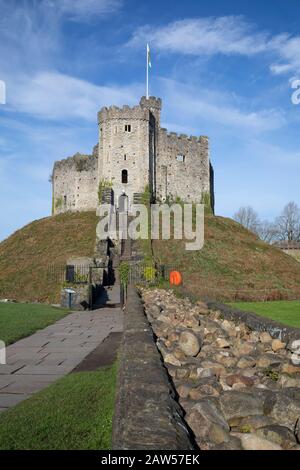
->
(169, 270, 182, 286)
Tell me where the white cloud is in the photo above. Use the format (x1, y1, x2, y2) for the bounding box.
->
(129, 16, 300, 75)
(160, 79, 286, 133)
(270, 63, 294, 75)
(269, 35, 300, 75)
(128, 16, 269, 56)
(0, 1, 60, 75)
(8, 70, 282, 132)
(48, 0, 122, 21)
(0, 0, 122, 77)
(6, 72, 142, 121)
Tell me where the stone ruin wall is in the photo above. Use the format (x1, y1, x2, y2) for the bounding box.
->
(156, 130, 211, 204)
(52, 149, 98, 215)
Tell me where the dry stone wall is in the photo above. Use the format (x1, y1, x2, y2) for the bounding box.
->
(142, 288, 300, 451)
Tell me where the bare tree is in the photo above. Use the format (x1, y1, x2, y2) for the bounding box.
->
(274, 201, 300, 241)
(257, 220, 277, 244)
(233, 206, 260, 234)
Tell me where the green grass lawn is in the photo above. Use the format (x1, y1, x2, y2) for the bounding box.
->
(0, 363, 117, 450)
(0, 303, 68, 345)
(229, 300, 300, 328)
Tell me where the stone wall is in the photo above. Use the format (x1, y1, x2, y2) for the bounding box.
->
(156, 132, 211, 204)
(207, 300, 300, 344)
(142, 288, 300, 451)
(52, 151, 98, 215)
(112, 287, 194, 450)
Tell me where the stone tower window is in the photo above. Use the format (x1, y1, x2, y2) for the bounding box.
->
(124, 154, 127, 161)
(64, 195, 67, 205)
(124, 124, 131, 132)
(176, 155, 185, 162)
(122, 169, 128, 184)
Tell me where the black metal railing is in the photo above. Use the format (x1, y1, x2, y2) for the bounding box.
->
(47, 265, 91, 284)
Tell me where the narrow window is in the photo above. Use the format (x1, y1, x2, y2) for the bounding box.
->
(125, 124, 131, 132)
(122, 169, 128, 184)
(124, 154, 127, 161)
(64, 195, 67, 205)
(114, 126, 118, 134)
(176, 155, 185, 162)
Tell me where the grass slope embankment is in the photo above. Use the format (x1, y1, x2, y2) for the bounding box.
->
(0, 363, 117, 450)
(153, 213, 300, 301)
(0, 212, 97, 304)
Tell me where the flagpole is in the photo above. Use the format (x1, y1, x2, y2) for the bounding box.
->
(146, 44, 149, 99)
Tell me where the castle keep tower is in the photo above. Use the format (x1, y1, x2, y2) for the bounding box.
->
(52, 96, 214, 215)
(97, 96, 161, 210)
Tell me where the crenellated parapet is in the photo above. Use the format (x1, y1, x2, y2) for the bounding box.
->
(53, 152, 97, 173)
(159, 128, 209, 145)
(98, 104, 149, 124)
(98, 96, 162, 125)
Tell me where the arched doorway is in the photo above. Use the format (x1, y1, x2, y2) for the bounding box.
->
(119, 193, 128, 212)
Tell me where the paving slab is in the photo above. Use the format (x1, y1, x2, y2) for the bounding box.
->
(0, 363, 26, 375)
(14, 365, 70, 375)
(2, 379, 56, 394)
(0, 393, 29, 407)
(0, 378, 14, 390)
(0, 306, 123, 412)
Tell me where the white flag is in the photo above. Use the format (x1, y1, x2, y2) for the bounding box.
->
(147, 44, 151, 68)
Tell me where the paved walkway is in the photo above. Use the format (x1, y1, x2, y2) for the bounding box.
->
(0, 307, 123, 413)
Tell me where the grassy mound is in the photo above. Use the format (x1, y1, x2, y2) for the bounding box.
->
(0, 212, 97, 304)
(1, 210, 300, 304)
(153, 213, 300, 301)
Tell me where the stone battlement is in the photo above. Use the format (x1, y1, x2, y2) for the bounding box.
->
(140, 95, 162, 109)
(98, 96, 162, 124)
(53, 152, 96, 171)
(159, 128, 209, 145)
(98, 105, 149, 123)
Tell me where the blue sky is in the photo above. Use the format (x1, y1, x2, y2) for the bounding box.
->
(1, 0, 300, 241)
